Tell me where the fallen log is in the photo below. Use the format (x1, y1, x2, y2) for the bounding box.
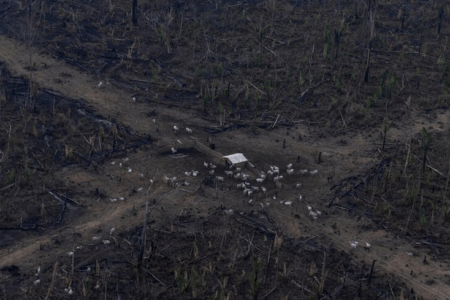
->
(56, 196, 67, 225)
(47, 190, 81, 207)
(76, 108, 115, 128)
(234, 213, 273, 234)
(0, 226, 37, 231)
(298, 79, 327, 103)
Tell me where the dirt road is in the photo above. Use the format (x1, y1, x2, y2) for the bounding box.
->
(1, 35, 449, 300)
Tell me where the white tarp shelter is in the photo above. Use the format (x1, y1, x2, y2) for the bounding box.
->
(223, 153, 248, 166)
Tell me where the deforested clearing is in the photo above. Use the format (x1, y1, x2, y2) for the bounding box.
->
(0, 1, 449, 299)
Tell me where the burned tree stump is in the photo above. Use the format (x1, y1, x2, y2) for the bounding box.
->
(131, 0, 138, 26)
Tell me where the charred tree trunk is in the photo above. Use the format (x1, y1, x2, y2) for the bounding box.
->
(422, 148, 428, 175)
(365, 1, 376, 83)
(0, 85, 2, 186)
(131, 0, 138, 26)
(28, 3, 33, 109)
(438, 7, 444, 36)
(416, 36, 422, 57)
(364, 41, 371, 83)
(0, 75, 3, 132)
(421, 128, 431, 175)
(334, 30, 341, 60)
(138, 201, 149, 269)
(367, 260, 376, 287)
(382, 117, 389, 151)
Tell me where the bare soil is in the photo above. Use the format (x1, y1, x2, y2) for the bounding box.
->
(1, 1, 450, 299)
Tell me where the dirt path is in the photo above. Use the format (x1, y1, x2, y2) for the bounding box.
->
(270, 205, 450, 300)
(0, 35, 206, 140)
(1, 35, 449, 299)
(258, 127, 450, 300)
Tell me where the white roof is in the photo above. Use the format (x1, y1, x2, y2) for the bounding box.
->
(223, 153, 247, 164)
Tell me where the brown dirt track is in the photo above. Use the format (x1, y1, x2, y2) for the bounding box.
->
(0, 1, 450, 299)
(1, 35, 450, 299)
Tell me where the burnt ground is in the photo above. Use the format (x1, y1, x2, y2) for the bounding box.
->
(1, 0, 450, 299)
